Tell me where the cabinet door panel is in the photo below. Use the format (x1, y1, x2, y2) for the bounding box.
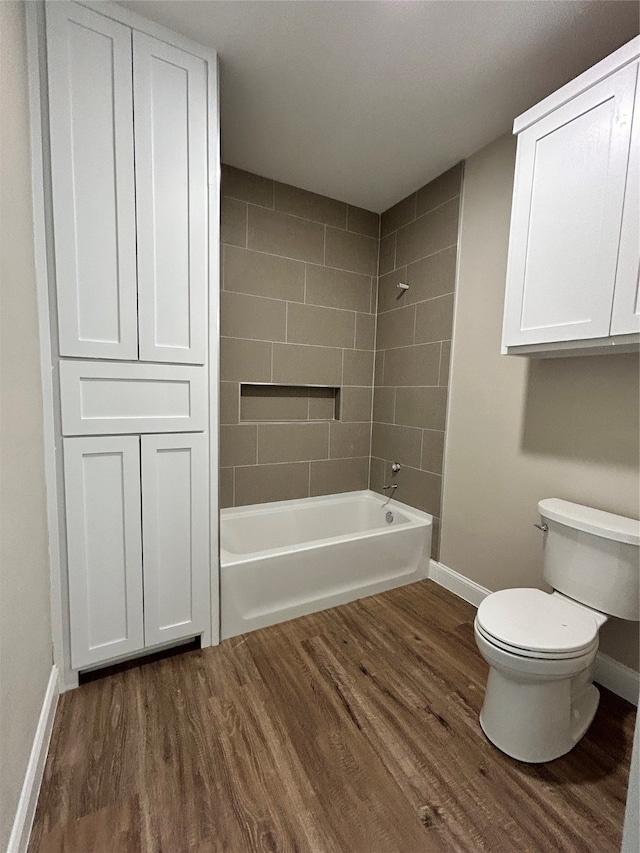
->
(64, 436, 144, 669)
(141, 433, 209, 646)
(503, 64, 637, 347)
(611, 66, 640, 335)
(134, 33, 208, 364)
(47, 3, 138, 359)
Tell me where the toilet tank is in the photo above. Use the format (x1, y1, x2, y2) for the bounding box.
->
(539, 499, 640, 621)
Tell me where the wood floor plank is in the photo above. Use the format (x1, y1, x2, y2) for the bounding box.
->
(29, 580, 636, 852)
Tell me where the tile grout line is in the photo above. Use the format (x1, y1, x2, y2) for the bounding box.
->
(377, 290, 455, 317)
(223, 240, 377, 279)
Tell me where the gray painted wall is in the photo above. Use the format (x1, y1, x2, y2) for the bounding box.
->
(0, 2, 53, 847)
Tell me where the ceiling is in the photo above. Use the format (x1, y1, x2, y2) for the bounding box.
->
(118, 1, 639, 212)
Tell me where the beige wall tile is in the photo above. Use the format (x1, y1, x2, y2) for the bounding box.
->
(370, 279, 378, 314)
(309, 457, 369, 496)
(377, 267, 408, 313)
(221, 197, 246, 248)
(430, 516, 440, 560)
(258, 422, 329, 463)
(325, 227, 378, 275)
(378, 232, 396, 276)
(305, 265, 372, 313)
(374, 348, 384, 386)
(421, 429, 445, 474)
(308, 388, 337, 420)
(220, 424, 258, 467)
(234, 462, 310, 505)
(393, 465, 441, 516)
(343, 349, 374, 386)
(339, 386, 372, 422)
(240, 385, 309, 422)
(405, 246, 457, 304)
(220, 467, 234, 508)
(371, 422, 422, 469)
(376, 305, 416, 350)
(224, 246, 305, 302)
(395, 197, 459, 267)
(221, 292, 286, 342)
(248, 205, 324, 263)
(414, 294, 454, 344)
(347, 205, 379, 238)
(274, 182, 346, 227)
(220, 381, 239, 424)
(272, 343, 342, 385)
(382, 343, 440, 387)
(220, 337, 271, 382)
(395, 386, 447, 430)
(355, 313, 376, 350)
(287, 303, 355, 348)
(381, 192, 417, 237)
(222, 164, 273, 207)
(416, 162, 463, 218)
(373, 386, 395, 424)
(439, 341, 451, 386)
(369, 456, 385, 493)
(329, 422, 371, 459)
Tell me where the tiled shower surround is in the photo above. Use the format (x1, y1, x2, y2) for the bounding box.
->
(219, 163, 462, 556)
(220, 166, 379, 507)
(371, 164, 463, 557)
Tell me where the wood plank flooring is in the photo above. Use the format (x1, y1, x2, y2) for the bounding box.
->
(29, 580, 636, 852)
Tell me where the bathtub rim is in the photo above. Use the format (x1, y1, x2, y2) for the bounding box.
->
(220, 489, 432, 567)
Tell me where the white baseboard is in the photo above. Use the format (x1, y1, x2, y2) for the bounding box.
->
(428, 559, 490, 606)
(428, 561, 639, 707)
(7, 665, 59, 853)
(594, 654, 640, 706)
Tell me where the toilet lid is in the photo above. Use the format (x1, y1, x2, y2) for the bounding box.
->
(476, 589, 599, 656)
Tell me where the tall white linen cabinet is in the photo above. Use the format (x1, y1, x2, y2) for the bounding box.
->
(28, 1, 220, 687)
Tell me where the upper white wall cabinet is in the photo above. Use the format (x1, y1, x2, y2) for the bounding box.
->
(134, 34, 208, 363)
(47, 2, 208, 363)
(502, 37, 640, 356)
(47, 3, 138, 360)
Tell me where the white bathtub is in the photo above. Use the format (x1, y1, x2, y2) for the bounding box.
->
(220, 490, 432, 639)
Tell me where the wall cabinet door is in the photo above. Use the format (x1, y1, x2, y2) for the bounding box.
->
(610, 70, 640, 335)
(503, 62, 637, 347)
(141, 433, 210, 646)
(64, 436, 144, 669)
(133, 33, 208, 364)
(47, 3, 138, 360)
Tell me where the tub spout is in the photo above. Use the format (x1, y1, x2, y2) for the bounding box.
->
(382, 483, 398, 507)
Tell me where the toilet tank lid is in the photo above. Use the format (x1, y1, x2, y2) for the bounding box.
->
(538, 499, 640, 546)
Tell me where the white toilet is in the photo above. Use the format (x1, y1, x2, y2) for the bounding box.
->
(474, 498, 639, 764)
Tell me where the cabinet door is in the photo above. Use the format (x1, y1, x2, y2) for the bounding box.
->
(611, 66, 640, 335)
(47, 3, 138, 359)
(141, 433, 209, 646)
(133, 33, 208, 364)
(64, 436, 144, 669)
(503, 63, 637, 347)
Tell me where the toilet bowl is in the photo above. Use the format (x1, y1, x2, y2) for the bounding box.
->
(474, 589, 603, 762)
(474, 499, 639, 764)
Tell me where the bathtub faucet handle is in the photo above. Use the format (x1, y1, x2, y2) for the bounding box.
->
(391, 462, 401, 475)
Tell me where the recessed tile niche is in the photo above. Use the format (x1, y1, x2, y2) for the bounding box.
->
(240, 384, 340, 423)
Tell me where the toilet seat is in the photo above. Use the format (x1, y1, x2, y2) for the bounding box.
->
(476, 588, 600, 660)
